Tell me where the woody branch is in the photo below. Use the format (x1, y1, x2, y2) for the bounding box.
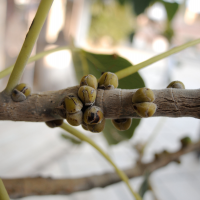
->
(0, 86, 200, 122)
(2, 141, 200, 198)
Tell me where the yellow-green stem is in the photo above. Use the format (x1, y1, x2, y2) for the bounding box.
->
(60, 123, 141, 200)
(0, 179, 9, 200)
(116, 38, 200, 80)
(5, 0, 54, 94)
(0, 46, 72, 79)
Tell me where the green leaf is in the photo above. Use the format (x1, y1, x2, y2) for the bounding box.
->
(132, 0, 153, 16)
(139, 172, 151, 198)
(72, 49, 145, 145)
(160, 0, 179, 22)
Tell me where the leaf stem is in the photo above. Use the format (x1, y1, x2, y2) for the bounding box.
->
(116, 38, 200, 80)
(5, 0, 54, 94)
(0, 179, 9, 200)
(0, 46, 72, 80)
(60, 123, 141, 200)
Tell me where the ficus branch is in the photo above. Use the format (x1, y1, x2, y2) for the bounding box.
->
(0, 87, 200, 122)
(3, 141, 200, 198)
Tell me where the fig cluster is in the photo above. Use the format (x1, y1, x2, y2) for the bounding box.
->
(13, 78, 184, 132)
(65, 72, 135, 132)
(64, 73, 119, 133)
(132, 87, 157, 118)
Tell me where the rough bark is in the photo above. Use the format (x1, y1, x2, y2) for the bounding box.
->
(0, 87, 200, 122)
(2, 141, 200, 198)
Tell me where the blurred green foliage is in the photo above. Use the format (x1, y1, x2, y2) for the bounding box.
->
(89, 0, 180, 43)
(89, 0, 136, 44)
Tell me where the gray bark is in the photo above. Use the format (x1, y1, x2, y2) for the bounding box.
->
(1, 87, 200, 122)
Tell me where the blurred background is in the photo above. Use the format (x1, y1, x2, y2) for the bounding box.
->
(0, 0, 200, 199)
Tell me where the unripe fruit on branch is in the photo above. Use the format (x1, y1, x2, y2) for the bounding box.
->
(88, 118, 106, 133)
(64, 93, 83, 113)
(132, 87, 155, 103)
(98, 72, 118, 90)
(167, 81, 185, 89)
(80, 74, 98, 90)
(78, 86, 96, 106)
(180, 136, 192, 148)
(45, 119, 63, 128)
(11, 83, 31, 102)
(83, 106, 104, 125)
(67, 111, 83, 126)
(133, 102, 157, 118)
(111, 118, 132, 131)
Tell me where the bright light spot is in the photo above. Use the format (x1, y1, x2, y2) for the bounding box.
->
(152, 36, 169, 53)
(14, 0, 30, 5)
(44, 47, 71, 69)
(186, 0, 200, 13)
(46, 0, 65, 43)
(147, 2, 166, 21)
(184, 8, 197, 24)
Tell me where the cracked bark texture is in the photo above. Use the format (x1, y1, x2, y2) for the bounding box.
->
(1, 86, 200, 122)
(0, 86, 200, 122)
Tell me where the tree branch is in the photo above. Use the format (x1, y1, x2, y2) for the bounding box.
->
(1, 87, 200, 122)
(2, 141, 200, 198)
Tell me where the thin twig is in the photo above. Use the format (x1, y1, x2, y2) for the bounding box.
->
(3, 141, 200, 198)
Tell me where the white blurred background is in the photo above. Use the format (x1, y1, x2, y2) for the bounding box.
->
(0, 0, 200, 199)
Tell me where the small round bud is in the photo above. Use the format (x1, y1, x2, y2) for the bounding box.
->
(98, 72, 118, 90)
(66, 111, 83, 126)
(80, 74, 98, 90)
(83, 106, 104, 125)
(45, 119, 63, 128)
(11, 83, 31, 102)
(111, 118, 132, 131)
(64, 93, 83, 113)
(133, 102, 157, 118)
(180, 136, 192, 148)
(78, 86, 96, 106)
(167, 81, 185, 89)
(132, 88, 155, 103)
(88, 118, 106, 133)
